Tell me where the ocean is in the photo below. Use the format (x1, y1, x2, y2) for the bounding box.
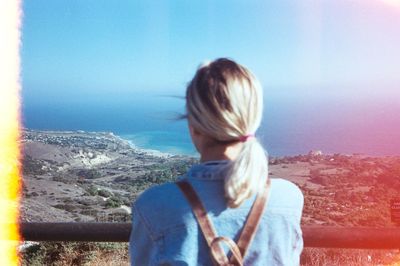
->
(22, 90, 400, 157)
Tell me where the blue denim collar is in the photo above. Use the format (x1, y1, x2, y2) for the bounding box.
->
(187, 160, 229, 180)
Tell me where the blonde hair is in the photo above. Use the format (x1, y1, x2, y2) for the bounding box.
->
(186, 58, 268, 208)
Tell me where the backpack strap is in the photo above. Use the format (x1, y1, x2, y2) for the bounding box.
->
(230, 178, 271, 264)
(211, 236, 243, 266)
(176, 180, 231, 265)
(176, 178, 271, 266)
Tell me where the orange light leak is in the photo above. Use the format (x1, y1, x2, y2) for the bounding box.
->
(0, 0, 22, 265)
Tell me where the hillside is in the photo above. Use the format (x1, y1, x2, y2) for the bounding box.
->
(21, 129, 196, 223)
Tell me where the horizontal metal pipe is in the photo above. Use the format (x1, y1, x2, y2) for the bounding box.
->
(11, 223, 400, 249)
(303, 226, 400, 249)
(20, 222, 131, 242)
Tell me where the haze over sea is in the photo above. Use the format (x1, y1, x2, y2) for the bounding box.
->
(22, 87, 400, 157)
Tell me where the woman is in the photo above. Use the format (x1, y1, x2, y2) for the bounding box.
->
(129, 58, 303, 265)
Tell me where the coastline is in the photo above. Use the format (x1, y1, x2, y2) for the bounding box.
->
(117, 131, 198, 158)
(22, 127, 400, 158)
(114, 134, 178, 159)
(23, 128, 191, 160)
(21, 128, 400, 159)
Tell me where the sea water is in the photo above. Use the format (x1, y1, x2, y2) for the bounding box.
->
(22, 89, 400, 157)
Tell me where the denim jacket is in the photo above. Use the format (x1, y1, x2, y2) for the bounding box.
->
(129, 161, 304, 265)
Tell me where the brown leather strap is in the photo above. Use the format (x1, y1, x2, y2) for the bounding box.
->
(211, 237, 243, 266)
(176, 178, 271, 266)
(176, 181, 230, 265)
(230, 178, 271, 264)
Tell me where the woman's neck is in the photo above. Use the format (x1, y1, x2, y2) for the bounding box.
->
(200, 142, 242, 162)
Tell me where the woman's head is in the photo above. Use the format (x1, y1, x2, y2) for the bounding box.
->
(186, 58, 268, 208)
(186, 58, 263, 142)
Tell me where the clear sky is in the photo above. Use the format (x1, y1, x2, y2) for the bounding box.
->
(22, 0, 400, 102)
(20, 0, 400, 156)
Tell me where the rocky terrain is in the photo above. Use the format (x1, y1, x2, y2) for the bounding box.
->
(21, 129, 196, 222)
(21, 129, 400, 228)
(270, 153, 400, 227)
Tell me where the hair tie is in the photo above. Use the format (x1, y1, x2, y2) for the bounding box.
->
(239, 134, 255, 142)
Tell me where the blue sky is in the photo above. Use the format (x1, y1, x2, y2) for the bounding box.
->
(22, 0, 400, 103)
(20, 0, 400, 156)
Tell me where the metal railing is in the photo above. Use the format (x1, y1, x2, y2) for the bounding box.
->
(12, 223, 400, 249)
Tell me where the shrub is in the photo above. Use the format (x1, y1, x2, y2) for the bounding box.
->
(86, 185, 98, 196)
(98, 189, 113, 198)
(21, 242, 128, 266)
(105, 196, 122, 208)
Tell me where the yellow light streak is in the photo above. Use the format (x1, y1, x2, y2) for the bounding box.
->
(0, 0, 22, 265)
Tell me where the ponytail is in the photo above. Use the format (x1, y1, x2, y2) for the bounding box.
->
(223, 138, 268, 208)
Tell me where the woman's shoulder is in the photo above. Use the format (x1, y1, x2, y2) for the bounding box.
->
(268, 177, 304, 211)
(132, 179, 195, 231)
(135, 181, 175, 200)
(134, 181, 183, 210)
(270, 178, 303, 196)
